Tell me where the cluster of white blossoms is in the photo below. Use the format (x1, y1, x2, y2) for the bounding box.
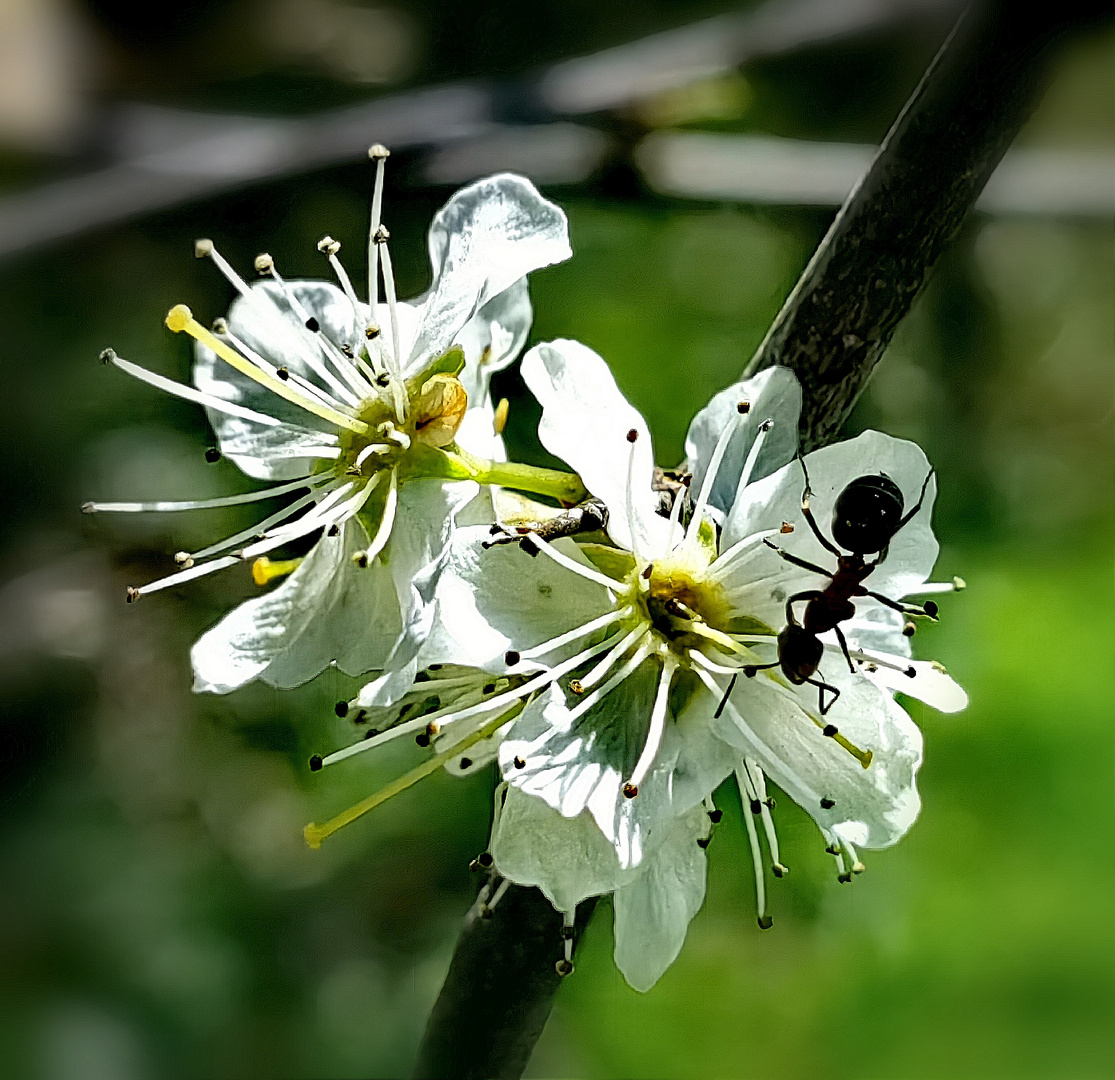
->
(90, 156, 966, 993)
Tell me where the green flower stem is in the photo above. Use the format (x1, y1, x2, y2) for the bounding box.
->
(453, 449, 588, 505)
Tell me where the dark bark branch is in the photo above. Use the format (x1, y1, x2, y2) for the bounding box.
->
(412, 884, 595, 1080)
(745, 0, 1113, 452)
(414, 4, 1112, 1078)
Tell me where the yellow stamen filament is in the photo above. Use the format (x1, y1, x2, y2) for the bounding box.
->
(165, 305, 368, 435)
(252, 556, 302, 586)
(303, 704, 523, 849)
(493, 398, 509, 435)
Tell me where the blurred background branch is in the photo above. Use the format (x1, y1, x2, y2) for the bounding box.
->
(0, 0, 965, 258)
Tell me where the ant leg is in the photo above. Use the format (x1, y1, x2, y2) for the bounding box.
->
(895, 467, 936, 531)
(743, 662, 780, 675)
(786, 589, 823, 627)
(763, 539, 831, 578)
(806, 677, 841, 715)
(861, 588, 939, 621)
(797, 455, 842, 557)
(833, 624, 856, 674)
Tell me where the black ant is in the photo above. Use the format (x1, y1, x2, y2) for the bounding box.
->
(742, 457, 938, 719)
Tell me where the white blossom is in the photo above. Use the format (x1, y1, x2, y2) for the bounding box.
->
(415, 342, 962, 989)
(86, 162, 572, 693)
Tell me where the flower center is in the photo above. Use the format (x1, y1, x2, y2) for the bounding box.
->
(335, 371, 469, 482)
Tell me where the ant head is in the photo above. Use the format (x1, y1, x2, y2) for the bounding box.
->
(831, 473, 904, 555)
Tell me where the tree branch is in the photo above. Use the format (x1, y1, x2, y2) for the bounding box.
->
(745, 0, 1113, 451)
(412, 884, 595, 1080)
(412, 4, 1111, 1078)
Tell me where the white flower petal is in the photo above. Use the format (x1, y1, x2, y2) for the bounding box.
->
(685, 366, 802, 516)
(705, 663, 923, 849)
(521, 339, 669, 554)
(453, 276, 533, 405)
(406, 174, 571, 371)
(423, 526, 615, 672)
(862, 657, 969, 713)
(191, 518, 400, 694)
(491, 786, 629, 912)
(721, 430, 940, 608)
(613, 805, 709, 992)
(500, 666, 731, 870)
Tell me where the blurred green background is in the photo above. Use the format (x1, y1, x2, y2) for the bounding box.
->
(0, 1, 1111, 1077)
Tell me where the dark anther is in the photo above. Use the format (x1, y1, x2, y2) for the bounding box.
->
(340, 343, 354, 357)
(415, 671, 431, 682)
(743, 666, 757, 678)
(772, 863, 787, 878)
(560, 926, 575, 940)
(737, 400, 750, 414)
(309, 754, 323, 772)
(277, 367, 290, 381)
(622, 783, 638, 799)
(478, 905, 493, 920)
(555, 959, 574, 977)
(458, 757, 472, 770)
(429, 663, 442, 670)
(764, 796, 776, 809)
(468, 859, 480, 872)
(125, 587, 140, 603)
(483, 683, 496, 694)
(376, 372, 391, 386)
(749, 799, 762, 815)
(477, 852, 494, 868)
(568, 680, 584, 695)
(905, 666, 916, 678)
(513, 756, 526, 770)
(99, 348, 115, 364)
(353, 710, 368, 725)
(205, 447, 221, 463)
(489, 524, 503, 535)
(334, 700, 349, 718)
(822, 724, 838, 737)
(354, 552, 369, 568)
(838, 872, 853, 884)
(757, 915, 773, 930)
(305, 316, 320, 333)
(759, 418, 774, 432)
(707, 808, 723, 824)
(642, 564, 653, 579)
(626, 428, 638, 443)
(664, 598, 684, 618)
(519, 537, 539, 557)
(825, 843, 840, 855)
(820, 797, 836, 809)
(924, 600, 939, 618)
(902, 622, 917, 637)
(327, 523, 340, 537)
(697, 836, 711, 849)
(415, 732, 431, 748)
(504, 650, 520, 667)
(366, 326, 381, 339)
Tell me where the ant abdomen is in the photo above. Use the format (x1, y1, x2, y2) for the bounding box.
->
(831, 473, 904, 555)
(777, 623, 823, 684)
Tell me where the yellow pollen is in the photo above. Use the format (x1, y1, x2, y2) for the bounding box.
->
(493, 397, 510, 435)
(165, 304, 368, 435)
(252, 556, 302, 586)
